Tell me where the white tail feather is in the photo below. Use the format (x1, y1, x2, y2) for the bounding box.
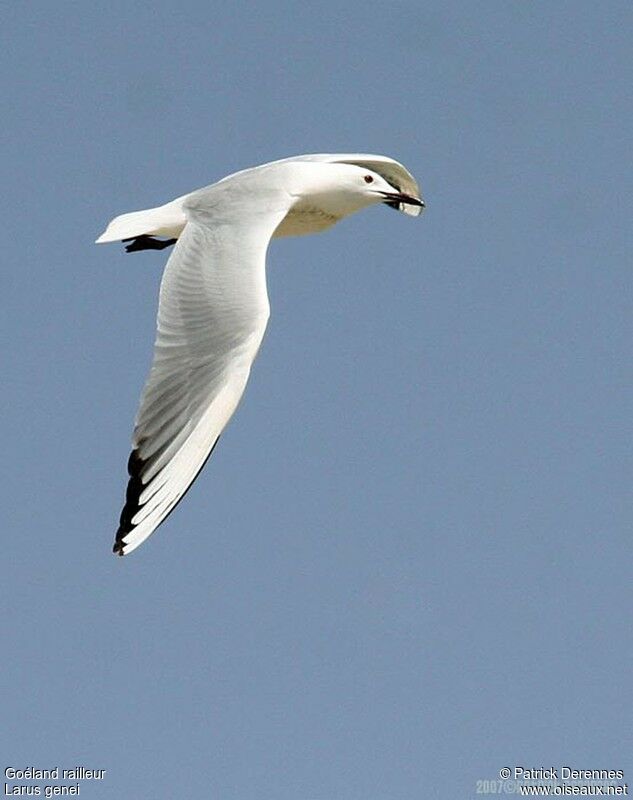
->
(95, 198, 187, 243)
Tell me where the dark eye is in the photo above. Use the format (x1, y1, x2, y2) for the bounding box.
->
(363, 175, 374, 184)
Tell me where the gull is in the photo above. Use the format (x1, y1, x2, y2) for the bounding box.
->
(96, 153, 424, 555)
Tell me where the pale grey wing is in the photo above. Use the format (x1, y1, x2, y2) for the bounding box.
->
(114, 206, 286, 555)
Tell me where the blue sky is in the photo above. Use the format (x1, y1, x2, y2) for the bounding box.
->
(2, 2, 630, 798)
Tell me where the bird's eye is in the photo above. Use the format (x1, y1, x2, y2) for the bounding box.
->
(363, 175, 374, 184)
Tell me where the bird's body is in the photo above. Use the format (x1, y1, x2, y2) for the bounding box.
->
(97, 153, 424, 555)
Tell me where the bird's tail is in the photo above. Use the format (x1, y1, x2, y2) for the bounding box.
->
(95, 198, 187, 244)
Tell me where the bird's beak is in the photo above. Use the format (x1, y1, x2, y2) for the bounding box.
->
(379, 191, 425, 211)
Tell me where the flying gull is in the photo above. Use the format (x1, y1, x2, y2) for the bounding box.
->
(96, 153, 424, 555)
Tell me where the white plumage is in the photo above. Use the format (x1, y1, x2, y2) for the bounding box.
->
(97, 153, 424, 555)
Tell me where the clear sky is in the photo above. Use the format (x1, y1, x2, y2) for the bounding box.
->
(2, 2, 630, 798)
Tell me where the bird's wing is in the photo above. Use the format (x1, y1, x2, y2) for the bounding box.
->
(275, 153, 423, 217)
(114, 194, 290, 555)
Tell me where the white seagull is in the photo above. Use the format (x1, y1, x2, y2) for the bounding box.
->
(97, 153, 424, 555)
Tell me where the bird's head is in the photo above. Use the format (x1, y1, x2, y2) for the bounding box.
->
(291, 162, 425, 221)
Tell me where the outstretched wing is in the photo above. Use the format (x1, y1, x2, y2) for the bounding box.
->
(114, 196, 289, 555)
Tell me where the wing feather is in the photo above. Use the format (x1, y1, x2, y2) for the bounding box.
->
(114, 198, 289, 555)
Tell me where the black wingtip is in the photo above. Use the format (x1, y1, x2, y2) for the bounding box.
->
(122, 235, 178, 253)
(112, 448, 147, 556)
(111, 435, 223, 557)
